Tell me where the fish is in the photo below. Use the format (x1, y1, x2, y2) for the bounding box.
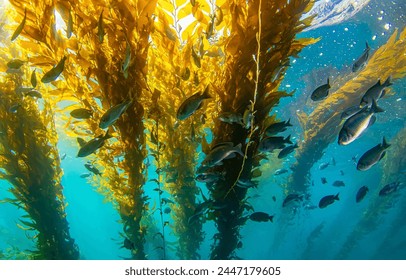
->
(66, 10, 73, 38)
(23, 90, 42, 99)
(176, 86, 211, 120)
(282, 194, 303, 207)
(340, 170, 344, 176)
(97, 11, 105, 43)
(77, 131, 112, 157)
(242, 107, 254, 129)
(321, 177, 327, 184)
(9, 104, 21, 113)
(60, 153, 67, 160)
(121, 40, 131, 78)
(340, 105, 363, 120)
(379, 182, 401, 196)
(31, 69, 37, 88)
(201, 142, 244, 167)
(249, 212, 274, 222)
(352, 42, 370, 72)
(318, 193, 339, 209)
(356, 186, 369, 203)
(236, 179, 257, 189)
(195, 172, 225, 183)
(357, 137, 390, 171)
(77, 137, 87, 147)
(163, 207, 171, 214)
(41, 56, 67, 83)
(218, 112, 243, 126)
(7, 59, 25, 70)
(272, 196, 276, 202)
(80, 173, 91, 178)
(11, 8, 26, 41)
(181, 67, 190, 81)
(338, 99, 384, 145)
(274, 168, 288, 175)
(258, 135, 292, 153)
(264, 119, 292, 136)
(332, 180, 345, 187)
(84, 163, 102, 175)
(70, 108, 93, 119)
(360, 77, 392, 108)
(311, 78, 330, 101)
(162, 198, 175, 205)
(278, 143, 298, 159)
(99, 100, 132, 129)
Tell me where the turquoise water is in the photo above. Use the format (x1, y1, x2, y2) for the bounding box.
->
(1, 0, 405, 260)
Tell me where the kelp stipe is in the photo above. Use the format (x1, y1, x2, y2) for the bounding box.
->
(0, 80, 79, 259)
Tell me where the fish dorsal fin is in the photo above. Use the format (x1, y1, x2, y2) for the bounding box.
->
(77, 137, 87, 147)
(382, 137, 390, 149)
(365, 42, 370, 50)
(371, 99, 384, 113)
(335, 193, 340, 200)
(211, 142, 233, 150)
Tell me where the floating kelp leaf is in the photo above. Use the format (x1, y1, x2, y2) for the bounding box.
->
(11, 8, 26, 41)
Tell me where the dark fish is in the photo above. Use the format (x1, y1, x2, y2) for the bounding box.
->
(84, 163, 102, 175)
(264, 119, 292, 136)
(356, 186, 369, 203)
(341, 105, 363, 120)
(352, 42, 370, 72)
(41, 56, 67, 83)
(311, 78, 330, 101)
(99, 99, 132, 129)
(11, 8, 26, 41)
(80, 173, 91, 178)
(338, 99, 384, 145)
(66, 10, 73, 39)
(259, 135, 292, 153)
(357, 137, 390, 171)
(201, 142, 243, 167)
(332, 180, 345, 187)
(31, 69, 37, 88)
(360, 77, 392, 108)
(176, 86, 211, 120)
(278, 143, 298, 159)
(379, 182, 401, 197)
(321, 177, 327, 184)
(319, 162, 329, 170)
(282, 194, 303, 207)
(97, 11, 105, 43)
(195, 172, 225, 183)
(70, 108, 93, 119)
(274, 168, 288, 175)
(7, 59, 25, 70)
(162, 198, 175, 205)
(249, 212, 274, 222)
(60, 153, 67, 160)
(272, 196, 276, 202)
(319, 193, 339, 209)
(23, 90, 42, 99)
(9, 104, 21, 113)
(163, 207, 171, 214)
(340, 170, 344, 176)
(77, 131, 112, 157)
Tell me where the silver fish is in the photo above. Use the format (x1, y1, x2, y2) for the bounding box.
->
(357, 137, 390, 171)
(274, 168, 288, 175)
(77, 131, 112, 157)
(338, 99, 383, 145)
(99, 100, 132, 129)
(218, 112, 243, 125)
(360, 77, 392, 108)
(121, 40, 131, 78)
(201, 142, 244, 167)
(340, 105, 363, 120)
(176, 86, 211, 120)
(41, 56, 67, 83)
(352, 42, 370, 72)
(311, 78, 330, 101)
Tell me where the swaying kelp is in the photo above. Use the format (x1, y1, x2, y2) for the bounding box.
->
(6, 0, 158, 259)
(336, 127, 406, 259)
(0, 76, 79, 259)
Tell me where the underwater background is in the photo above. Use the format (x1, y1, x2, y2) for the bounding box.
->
(0, 0, 405, 260)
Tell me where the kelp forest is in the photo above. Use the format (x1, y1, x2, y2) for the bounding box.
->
(0, 0, 405, 260)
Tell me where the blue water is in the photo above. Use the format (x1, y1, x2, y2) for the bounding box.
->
(1, 0, 405, 260)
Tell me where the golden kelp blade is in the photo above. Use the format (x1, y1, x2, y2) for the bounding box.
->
(11, 8, 26, 41)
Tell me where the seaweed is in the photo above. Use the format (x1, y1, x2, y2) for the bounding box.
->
(0, 76, 79, 259)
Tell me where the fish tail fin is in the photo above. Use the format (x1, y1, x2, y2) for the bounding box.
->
(382, 76, 392, 87)
(294, 143, 299, 148)
(201, 85, 211, 99)
(235, 143, 244, 157)
(382, 137, 391, 149)
(104, 129, 113, 140)
(366, 41, 370, 50)
(285, 135, 293, 144)
(335, 193, 340, 200)
(371, 99, 384, 113)
(286, 118, 292, 127)
(269, 215, 274, 223)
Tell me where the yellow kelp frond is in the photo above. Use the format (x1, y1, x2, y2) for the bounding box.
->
(291, 27, 406, 193)
(206, 0, 316, 260)
(7, 0, 158, 259)
(0, 74, 79, 259)
(336, 128, 406, 259)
